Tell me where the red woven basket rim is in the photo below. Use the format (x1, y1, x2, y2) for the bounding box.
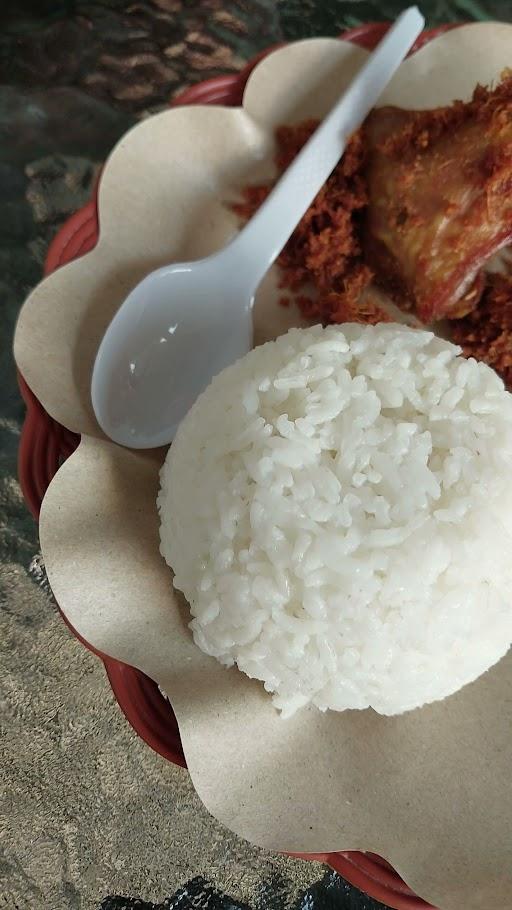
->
(16, 21, 460, 910)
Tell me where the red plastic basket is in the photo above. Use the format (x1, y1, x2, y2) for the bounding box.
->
(17, 22, 455, 910)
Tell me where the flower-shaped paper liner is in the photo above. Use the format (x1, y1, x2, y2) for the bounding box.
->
(14, 25, 512, 910)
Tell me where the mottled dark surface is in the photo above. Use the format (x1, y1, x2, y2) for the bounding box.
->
(97, 872, 388, 910)
(278, 0, 512, 38)
(1, 2, 511, 909)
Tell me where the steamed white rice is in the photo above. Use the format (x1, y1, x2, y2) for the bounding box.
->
(158, 324, 512, 717)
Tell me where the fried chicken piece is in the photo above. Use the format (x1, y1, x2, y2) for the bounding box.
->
(451, 272, 512, 386)
(364, 80, 512, 323)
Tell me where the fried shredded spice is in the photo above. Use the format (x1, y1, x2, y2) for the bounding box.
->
(232, 120, 381, 324)
(377, 76, 512, 158)
(451, 272, 512, 387)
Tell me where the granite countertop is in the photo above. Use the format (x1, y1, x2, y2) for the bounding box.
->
(1, 3, 510, 909)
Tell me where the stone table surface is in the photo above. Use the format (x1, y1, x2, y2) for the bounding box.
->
(1, 2, 511, 909)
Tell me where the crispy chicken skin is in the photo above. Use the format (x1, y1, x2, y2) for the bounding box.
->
(363, 80, 512, 322)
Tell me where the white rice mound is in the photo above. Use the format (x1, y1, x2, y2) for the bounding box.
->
(158, 324, 512, 718)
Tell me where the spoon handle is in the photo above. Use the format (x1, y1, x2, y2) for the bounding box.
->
(231, 5, 424, 292)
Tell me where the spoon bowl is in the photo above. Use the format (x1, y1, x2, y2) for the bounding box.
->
(91, 252, 253, 448)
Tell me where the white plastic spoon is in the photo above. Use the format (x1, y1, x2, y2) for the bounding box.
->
(92, 6, 424, 449)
